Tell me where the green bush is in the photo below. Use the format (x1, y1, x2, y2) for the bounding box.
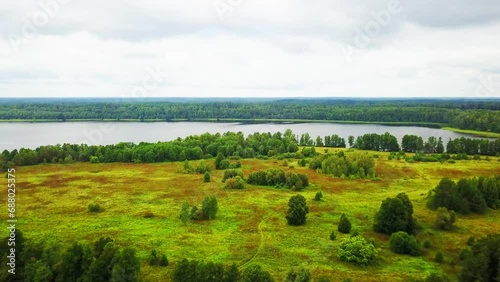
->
(435, 207, 456, 230)
(423, 239, 432, 249)
(389, 231, 421, 256)
(88, 203, 102, 213)
(314, 191, 323, 201)
(224, 176, 245, 190)
(240, 265, 274, 282)
(435, 251, 444, 263)
(203, 172, 211, 183)
(285, 267, 310, 282)
(222, 169, 243, 182)
(337, 235, 378, 265)
(329, 231, 336, 241)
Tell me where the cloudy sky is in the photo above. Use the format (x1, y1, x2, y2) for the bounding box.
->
(1, 0, 500, 98)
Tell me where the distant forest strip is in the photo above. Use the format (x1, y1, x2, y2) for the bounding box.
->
(1, 130, 499, 168)
(0, 99, 499, 133)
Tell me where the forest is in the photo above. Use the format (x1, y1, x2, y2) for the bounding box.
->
(0, 98, 499, 133)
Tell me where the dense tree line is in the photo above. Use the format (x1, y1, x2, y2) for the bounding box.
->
(427, 176, 500, 214)
(0, 99, 498, 132)
(352, 132, 400, 151)
(1, 130, 498, 169)
(0, 233, 141, 282)
(0, 131, 299, 168)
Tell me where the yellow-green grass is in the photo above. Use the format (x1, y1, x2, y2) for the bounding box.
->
(441, 127, 500, 138)
(1, 151, 499, 281)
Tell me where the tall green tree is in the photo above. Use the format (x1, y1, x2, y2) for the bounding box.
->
(286, 195, 309, 226)
(202, 195, 219, 220)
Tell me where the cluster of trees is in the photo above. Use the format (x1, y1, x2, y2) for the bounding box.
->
(459, 234, 500, 282)
(427, 176, 500, 214)
(171, 259, 241, 282)
(172, 260, 317, 282)
(247, 169, 309, 190)
(0, 233, 141, 282)
(309, 151, 375, 178)
(446, 137, 500, 156)
(1, 98, 498, 132)
(352, 133, 400, 151)
(402, 135, 444, 153)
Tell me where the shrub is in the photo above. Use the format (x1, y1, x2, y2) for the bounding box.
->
(286, 195, 309, 226)
(435, 251, 444, 263)
(459, 249, 470, 261)
(203, 172, 211, 183)
(148, 249, 158, 266)
(330, 231, 336, 240)
(88, 203, 102, 213)
(142, 211, 155, 218)
(285, 267, 310, 282)
(195, 160, 212, 174)
(337, 235, 378, 266)
(423, 239, 432, 249)
(338, 214, 352, 234)
(222, 169, 243, 182)
(389, 231, 421, 256)
(466, 236, 475, 246)
(435, 207, 456, 230)
(224, 176, 245, 190)
(240, 265, 274, 282)
(158, 254, 168, 266)
(314, 191, 323, 201)
(90, 156, 99, 163)
(179, 202, 190, 224)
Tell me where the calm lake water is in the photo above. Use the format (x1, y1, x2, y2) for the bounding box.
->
(0, 122, 491, 151)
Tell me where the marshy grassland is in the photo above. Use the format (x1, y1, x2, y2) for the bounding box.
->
(4, 149, 500, 281)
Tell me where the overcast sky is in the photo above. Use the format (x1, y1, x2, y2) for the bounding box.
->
(1, 0, 500, 98)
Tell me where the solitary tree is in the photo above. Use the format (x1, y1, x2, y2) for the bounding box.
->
(202, 195, 218, 220)
(286, 195, 309, 226)
(374, 194, 416, 235)
(338, 214, 352, 234)
(179, 202, 190, 224)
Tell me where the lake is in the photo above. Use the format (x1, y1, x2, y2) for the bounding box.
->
(0, 122, 491, 151)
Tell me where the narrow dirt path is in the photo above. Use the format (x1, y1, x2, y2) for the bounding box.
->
(238, 212, 277, 270)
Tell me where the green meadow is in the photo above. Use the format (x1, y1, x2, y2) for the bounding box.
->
(3, 149, 500, 281)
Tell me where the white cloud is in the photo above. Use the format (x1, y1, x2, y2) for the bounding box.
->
(0, 0, 499, 98)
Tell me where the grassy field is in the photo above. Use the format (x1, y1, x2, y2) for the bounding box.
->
(2, 150, 500, 281)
